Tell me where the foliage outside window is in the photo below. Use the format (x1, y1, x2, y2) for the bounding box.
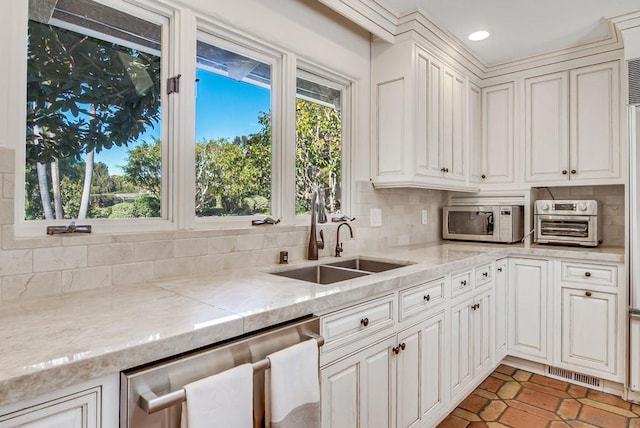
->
(296, 75, 343, 216)
(25, 0, 163, 221)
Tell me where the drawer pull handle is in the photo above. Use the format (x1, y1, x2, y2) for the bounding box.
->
(497, 267, 503, 272)
(461, 280, 467, 286)
(360, 318, 369, 327)
(586, 291, 592, 297)
(424, 294, 431, 302)
(585, 272, 591, 277)
(482, 272, 488, 277)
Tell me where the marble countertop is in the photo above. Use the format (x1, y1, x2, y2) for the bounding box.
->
(0, 242, 624, 406)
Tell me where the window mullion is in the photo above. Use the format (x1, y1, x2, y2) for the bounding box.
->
(278, 53, 298, 225)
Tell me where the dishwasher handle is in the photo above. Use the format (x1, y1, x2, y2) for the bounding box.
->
(138, 334, 325, 414)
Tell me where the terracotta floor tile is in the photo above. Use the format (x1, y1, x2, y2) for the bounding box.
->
(479, 376, 506, 393)
(479, 400, 507, 421)
(577, 398, 638, 418)
(515, 386, 561, 412)
(578, 405, 629, 428)
(460, 393, 490, 413)
(557, 398, 581, 420)
(495, 364, 516, 376)
(529, 373, 570, 391)
(586, 389, 632, 410)
(632, 404, 640, 416)
(439, 414, 470, 428)
(512, 370, 532, 382)
(629, 418, 640, 428)
(491, 372, 515, 382)
(566, 421, 599, 428)
(497, 382, 521, 400)
(485, 423, 509, 428)
(567, 384, 588, 399)
(521, 381, 571, 399)
(498, 407, 549, 428)
(467, 422, 489, 428)
(504, 399, 559, 421)
(453, 408, 482, 422)
(549, 422, 572, 428)
(474, 388, 499, 400)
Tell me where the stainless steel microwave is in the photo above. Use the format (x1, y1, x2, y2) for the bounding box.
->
(443, 205, 524, 243)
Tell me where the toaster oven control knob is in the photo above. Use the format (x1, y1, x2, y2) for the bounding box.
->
(578, 203, 588, 211)
(541, 203, 549, 211)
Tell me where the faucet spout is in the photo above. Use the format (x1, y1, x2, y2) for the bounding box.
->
(307, 189, 325, 260)
(335, 222, 354, 257)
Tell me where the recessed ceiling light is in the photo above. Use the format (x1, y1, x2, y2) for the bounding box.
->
(468, 30, 490, 41)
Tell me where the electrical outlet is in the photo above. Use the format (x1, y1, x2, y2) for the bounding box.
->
(370, 208, 382, 227)
(421, 209, 428, 225)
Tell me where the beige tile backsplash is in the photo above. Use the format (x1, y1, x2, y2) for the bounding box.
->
(0, 146, 447, 302)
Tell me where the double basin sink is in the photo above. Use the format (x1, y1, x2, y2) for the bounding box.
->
(270, 257, 411, 285)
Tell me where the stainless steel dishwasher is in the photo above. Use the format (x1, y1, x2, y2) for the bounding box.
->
(120, 316, 322, 428)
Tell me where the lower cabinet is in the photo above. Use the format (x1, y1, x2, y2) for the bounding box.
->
(494, 258, 508, 361)
(450, 289, 493, 402)
(320, 311, 446, 428)
(508, 258, 551, 363)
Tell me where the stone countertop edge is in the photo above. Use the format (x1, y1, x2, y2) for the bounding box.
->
(0, 243, 625, 407)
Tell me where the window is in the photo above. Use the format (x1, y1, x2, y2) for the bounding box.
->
(25, 0, 165, 222)
(296, 71, 345, 216)
(194, 36, 272, 218)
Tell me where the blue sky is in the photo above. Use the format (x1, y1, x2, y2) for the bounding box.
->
(96, 69, 270, 175)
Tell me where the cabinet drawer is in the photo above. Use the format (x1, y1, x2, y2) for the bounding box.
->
(321, 295, 395, 353)
(399, 277, 445, 321)
(560, 261, 618, 288)
(451, 270, 473, 297)
(475, 263, 493, 288)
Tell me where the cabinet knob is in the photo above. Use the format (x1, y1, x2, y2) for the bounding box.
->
(482, 272, 488, 277)
(585, 272, 591, 277)
(481, 174, 486, 179)
(424, 294, 431, 302)
(585, 291, 592, 297)
(461, 280, 467, 286)
(497, 267, 503, 272)
(571, 169, 577, 174)
(445, 168, 449, 172)
(562, 170, 568, 175)
(392, 343, 406, 354)
(400, 342, 406, 351)
(440, 167, 445, 172)
(360, 317, 369, 327)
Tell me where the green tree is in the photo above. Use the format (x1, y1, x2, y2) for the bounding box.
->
(26, 19, 161, 219)
(121, 139, 162, 200)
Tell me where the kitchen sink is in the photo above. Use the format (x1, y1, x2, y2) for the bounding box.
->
(325, 257, 410, 273)
(270, 257, 411, 285)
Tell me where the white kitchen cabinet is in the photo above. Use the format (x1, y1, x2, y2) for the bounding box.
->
(321, 335, 396, 428)
(0, 374, 118, 428)
(525, 61, 621, 184)
(508, 258, 551, 363)
(450, 288, 493, 403)
(371, 38, 474, 191)
(494, 259, 508, 361)
(396, 311, 446, 428)
(558, 288, 618, 378)
(468, 82, 482, 183)
(478, 82, 515, 185)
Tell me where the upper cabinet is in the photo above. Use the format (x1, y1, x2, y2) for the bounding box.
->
(524, 61, 621, 185)
(371, 39, 475, 191)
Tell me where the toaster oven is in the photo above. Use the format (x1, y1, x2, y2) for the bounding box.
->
(534, 199, 602, 246)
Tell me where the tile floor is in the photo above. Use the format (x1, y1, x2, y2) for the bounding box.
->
(438, 365, 640, 428)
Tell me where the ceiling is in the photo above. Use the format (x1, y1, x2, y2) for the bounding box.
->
(378, 0, 640, 65)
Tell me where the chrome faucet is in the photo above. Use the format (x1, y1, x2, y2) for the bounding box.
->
(335, 222, 353, 257)
(307, 189, 326, 260)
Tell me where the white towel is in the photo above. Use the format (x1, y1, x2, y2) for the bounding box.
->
(267, 339, 320, 428)
(181, 363, 253, 428)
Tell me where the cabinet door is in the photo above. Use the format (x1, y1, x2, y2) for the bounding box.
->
(494, 259, 508, 361)
(468, 83, 482, 183)
(569, 61, 620, 181)
(473, 290, 493, 378)
(321, 336, 396, 428)
(481, 82, 514, 184)
(396, 312, 446, 428)
(0, 388, 100, 428)
(560, 288, 618, 377)
(450, 297, 473, 400)
(508, 258, 550, 362)
(524, 72, 569, 182)
(442, 67, 466, 182)
(415, 49, 444, 179)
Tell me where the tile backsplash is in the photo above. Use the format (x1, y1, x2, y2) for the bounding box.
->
(0, 147, 446, 302)
(532, 185, 625, 247)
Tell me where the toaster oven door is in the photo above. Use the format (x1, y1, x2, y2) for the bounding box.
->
(535, 215, 597, 245)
